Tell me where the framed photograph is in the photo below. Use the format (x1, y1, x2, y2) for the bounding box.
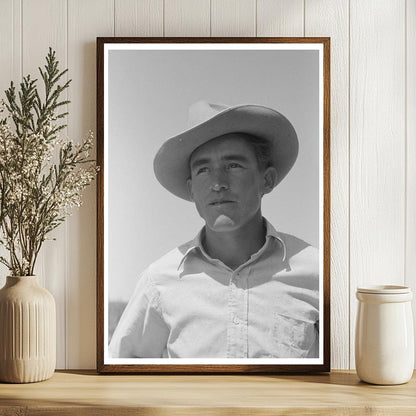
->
(97, 37, 330, 373)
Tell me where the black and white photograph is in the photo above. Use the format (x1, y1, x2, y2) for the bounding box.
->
(97, 38, 330, 373)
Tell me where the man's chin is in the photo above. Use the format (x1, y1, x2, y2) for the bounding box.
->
(208, 214, 237, 232)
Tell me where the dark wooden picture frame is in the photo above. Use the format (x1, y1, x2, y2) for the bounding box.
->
(97, 37, 330, 374)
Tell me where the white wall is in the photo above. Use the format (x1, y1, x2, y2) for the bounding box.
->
(0, 0, 414, 370)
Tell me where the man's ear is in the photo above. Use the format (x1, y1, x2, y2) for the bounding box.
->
(262, 167, 278, 195)
(186, 178, 194, 201)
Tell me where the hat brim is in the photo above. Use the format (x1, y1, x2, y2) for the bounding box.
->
(153, 104, 299, 201)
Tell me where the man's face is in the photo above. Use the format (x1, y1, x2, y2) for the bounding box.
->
(187, 134, 276, 232)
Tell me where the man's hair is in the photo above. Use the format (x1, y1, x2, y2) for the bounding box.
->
(241, 133, 273, 171)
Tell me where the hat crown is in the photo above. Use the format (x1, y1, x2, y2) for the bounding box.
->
(187, 101, 229, 128)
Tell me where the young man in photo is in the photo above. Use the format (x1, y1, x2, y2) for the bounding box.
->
(109, 101, 319, 359)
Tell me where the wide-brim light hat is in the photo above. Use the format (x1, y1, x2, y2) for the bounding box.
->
(153, 100, 299, 201)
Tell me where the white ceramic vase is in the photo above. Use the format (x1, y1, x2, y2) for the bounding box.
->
(355, 285, 414, 385)
(0, 276, 56, 383)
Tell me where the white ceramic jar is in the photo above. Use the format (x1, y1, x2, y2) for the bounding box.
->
(355, 285, 414, 385)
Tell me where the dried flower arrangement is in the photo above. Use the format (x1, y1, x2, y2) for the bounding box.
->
(0, 48, 97, 276)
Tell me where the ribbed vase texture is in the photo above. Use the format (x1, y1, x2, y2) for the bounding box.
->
(0, 276, 56, 383)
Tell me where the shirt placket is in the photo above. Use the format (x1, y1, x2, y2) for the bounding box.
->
(227, 268, 248, 358)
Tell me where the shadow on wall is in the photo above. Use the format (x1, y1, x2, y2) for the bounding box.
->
(108, 301, 127, 343)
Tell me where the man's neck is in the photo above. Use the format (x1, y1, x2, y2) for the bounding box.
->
(202, 214, 266, 270)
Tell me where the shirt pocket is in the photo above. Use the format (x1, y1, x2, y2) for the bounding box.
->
(271, 313, 317, 358)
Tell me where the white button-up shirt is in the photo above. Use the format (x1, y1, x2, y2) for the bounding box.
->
(109, 219, 319, 359)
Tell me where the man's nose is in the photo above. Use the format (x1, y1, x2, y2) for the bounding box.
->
(210, 169, 229, 191)
(211, 182, 229, 192)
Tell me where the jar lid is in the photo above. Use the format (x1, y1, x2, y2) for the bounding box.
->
(356, 285, 411, 294)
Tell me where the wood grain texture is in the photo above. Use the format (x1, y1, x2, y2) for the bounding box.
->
(115, 0, 163, 36)
(0, 371, 415, 415)
(66, 0, 114, 370)
(305, 0, 350, 370)
(406, 0, 416, 366)
(96, 37, 105, 379)
(211, 0, 255, 37)
(164, 0, 210, 37)
(21, 0, 68, 369)
(257, 0, 304, 37)
(349, 0, 406, 368)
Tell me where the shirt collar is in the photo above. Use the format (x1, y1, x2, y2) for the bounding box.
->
(263, 218, 287, 262)
(177, 217, 287, 271)
(176, 229, 204, 271)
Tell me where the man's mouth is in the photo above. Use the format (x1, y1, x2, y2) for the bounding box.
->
(209, 200, 234, 206)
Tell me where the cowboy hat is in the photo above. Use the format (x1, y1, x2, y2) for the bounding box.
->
(153, 100, 299, 201)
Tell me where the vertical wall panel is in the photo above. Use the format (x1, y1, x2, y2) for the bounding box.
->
(0, 0, 21, 97)
(211, 0, 255, 37)
(165, 0, 210, 36)
(0, 0, 13, 96)
(305, 0, 350, 370)
(115, 0, 163, 36)
(257, 0, 303, 36)
(0, 0, 21, 289)
(350, 0, 406, 368)
(67, 0, 114, 369)
(22, 0, 67, 369)
(406, 0, 416, 365)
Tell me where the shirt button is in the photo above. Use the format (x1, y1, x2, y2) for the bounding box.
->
(233, 316, 240, 325)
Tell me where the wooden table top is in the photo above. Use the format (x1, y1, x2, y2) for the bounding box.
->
(0, 370, 415, 415)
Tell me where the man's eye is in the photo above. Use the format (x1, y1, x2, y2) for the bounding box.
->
(196, 167, 209, 175)
(228, 163, 242, 169)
